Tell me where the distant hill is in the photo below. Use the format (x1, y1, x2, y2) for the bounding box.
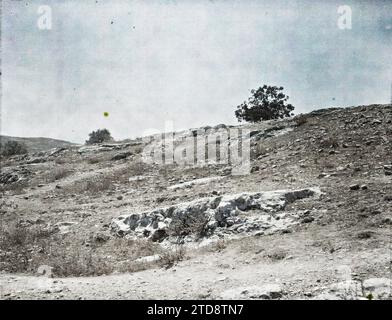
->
(0, 135, 76, 153)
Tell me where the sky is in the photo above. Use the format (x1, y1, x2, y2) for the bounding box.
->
(1, 0, 391, 143)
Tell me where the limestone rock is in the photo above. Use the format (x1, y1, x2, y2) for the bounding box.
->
(111, 188, 318, 242)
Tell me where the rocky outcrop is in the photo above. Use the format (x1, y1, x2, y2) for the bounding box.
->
(313, 278, 392, 300)
(167, 176, 223, 191)
(219, 284, 283, 299)
(111, 188, 318, 242)
(78, 143, 136, 154)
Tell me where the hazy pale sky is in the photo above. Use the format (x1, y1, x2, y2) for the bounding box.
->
(1, 0, 391, 143)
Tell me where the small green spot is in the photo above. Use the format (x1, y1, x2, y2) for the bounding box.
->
(366, 293, 373, 300)
(103, 112, 109, 117)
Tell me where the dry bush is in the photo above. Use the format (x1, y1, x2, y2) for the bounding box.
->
(87, 157, 101, 164)
(215, 239, 227, 251)
(0, 224, 52, 248)
(107, 238, 159, 259)
(48, 248, 114, 277)
(63, 161, 151, 194)
(108, 238, 162, 273)
(158, 245, 186, 269)
(85, 177, 113, 193)
(0, 140, 28, 157)
(0, 224, 55, 273)
(48, 242, 158, 276)
(0, 224, 165, 277)
(44, 167, 71, 183)
(169, 214, 210, 241)
(62, 175, 114, 195)
(117, 260, 151, 274)
(131, 146, 143, 154)
(128, 161, 149, 176)
(51, 237, 162, 276)
(110, 160, 154, 184)
(294, 114, 308, 126)
(53, 167, 70, 181)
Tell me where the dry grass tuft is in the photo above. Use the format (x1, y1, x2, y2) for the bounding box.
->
(158, 245, 186, 269)
(0, 224, 164, 277)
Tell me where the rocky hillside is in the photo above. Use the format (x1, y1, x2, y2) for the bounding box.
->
(0, 135, 76, 154)
(0, 104, 391, 300)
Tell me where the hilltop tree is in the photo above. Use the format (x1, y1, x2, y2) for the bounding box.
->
(85, 129, 113, 144)
(0, 141, 28, 157)
(235, 85, 294, 122)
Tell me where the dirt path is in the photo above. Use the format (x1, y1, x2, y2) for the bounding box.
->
(1, 227, 390, 300)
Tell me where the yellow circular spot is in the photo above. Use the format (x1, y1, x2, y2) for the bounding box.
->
(103, 112, 109, 117)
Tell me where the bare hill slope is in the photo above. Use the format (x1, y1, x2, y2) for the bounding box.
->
(0, 135, 76, 153)
(0, 104, 391, 300)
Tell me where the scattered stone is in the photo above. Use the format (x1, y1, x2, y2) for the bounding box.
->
(129, 175, 149, 182)
(168, 176, 223, 191)
(251, 166, 260, 173)
(302, 216, 314, 223)
(381, 217, 392, 225)
(313, 280, 363, 300)
(134, 254, 160, 263)
(27, 157, 47, 164)
(111, 152, 132, 161)
(349, 184, 360, 191)
(220, 284, 283, 300)
(54, 221, 78, 234)
(384, 195, 392, 201)
(356, 230, 374, 239)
